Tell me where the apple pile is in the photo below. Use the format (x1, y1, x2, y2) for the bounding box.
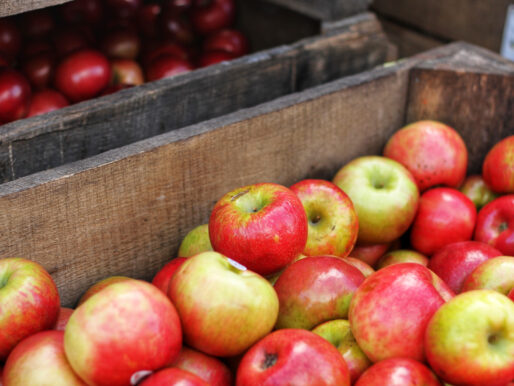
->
(0, 0, 248, 124)
(1, 121, 513, 386)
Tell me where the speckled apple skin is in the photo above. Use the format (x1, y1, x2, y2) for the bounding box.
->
(482, 135, 514, 193)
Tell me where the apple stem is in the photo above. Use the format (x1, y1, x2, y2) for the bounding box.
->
(261, 353, 277, 369)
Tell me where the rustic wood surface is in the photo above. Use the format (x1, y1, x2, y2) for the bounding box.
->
(0, 13, 391, 183)
(262, 0, 372, 21)
(0, 0, 71, 16)
(372, 0, 512, 52)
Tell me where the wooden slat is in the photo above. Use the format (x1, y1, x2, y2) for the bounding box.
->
(0, 0, 71, 16)
(262, 0, 372, 21)
(372, 0, 511, 52)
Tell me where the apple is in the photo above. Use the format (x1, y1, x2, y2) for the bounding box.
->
(289, 179, 358, 258)
(340, 256, 374, 277)
(146, 55, 193, 81)
(178, 224, 213, 257)
(111, 59, 144, 86)
(152, 257, 187, 293)
(376, 249, 428, 269)
(410, 188, 476, 255)
(140, 368, 209, 385)
(333, 156, 419, 244)
(22, 40, 53, 59)
(3, 331, 85, 386)
(461, 256, 514, 295)
(22, 10, 55, 39)
(21, 51, 55, 90)
(101, 29, 140, 60)
(59, 0, 104, 24)
(474, 195, 514, 256)
(64, 279, 182, 386)
(191, 0, 235, 36)
(106, 0, 142, 19)
(0, 258, 60, 361)
(0, 69, 31, 123)
(28, 89, 69, 118)
(160, 10, 195, 46)
(312, 319, 371, 383)
(236, 329, 350, 385)
(52, 28, 90, 59)
(203, 29, 249, 57)
(349, 242, 390, 266)
(209, 182, 307, 276)
(169, 346, 233, 386)
(168, 252, 278, 357)
(143, 41, 191, 68)
(354, 358, 441, 386)
(349, 263, 453, 362)
(428, 241, 502, 293)
(54, 307, 74, 332)
(460, 175, 498, 209)
(77, 276, 131, 305)
(509, 288, 514, 301)
(383, 120, 468, 191)
(482, 135, 514, 193)
(425, 290, 514, 385)
(198, 51, 236, 67)
(274, 256, 365, 330)
(0, 19, 21, 60)
(137, 3, 161, 38)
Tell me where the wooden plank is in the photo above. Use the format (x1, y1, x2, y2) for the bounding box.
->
(0, 61, 412, 307)
(0, 0, 71, 16)
(0, 13, 392, 183)
(262, 0, 372, 21)
(372, 0, 511, 52)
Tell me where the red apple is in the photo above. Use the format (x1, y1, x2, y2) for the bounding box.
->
(102, 29, 140, 60)
(161, 10, 195, 46)
(312, 319, 371, 383)
(3, 331, 86, 386)
(21, 51, 56, 90)
(0, 69, 31, 123)
(461, 256, 514, 295)
(0, 19, 21, 60)
(349, 263, 453, 362)
(146, 54, 193, 81)
(203, 29, 249, 57)
(168, 252, 278, 357)
(274, 256, 365, 329)
(410, 188, 476, 255)
(22, 10, 55, 39)
(177, 224, 213, 257)
(340, 256, 374, 277)
(376, 249, 428, 269)
(354, 358, 441, 386)
(349, 242, 390, 266)
(425, 290, 514, 385)
(28, 89, 69, 117)
(290, 179, 358, 258)
(64, 279, 182, 386)
(77, 275, 131, 305)
(482, 135, 514, 193)
(140, 368, 209, 386)
(383, 120, 468, 191)
(52, 28, 90, 59)
(198, 51, 235, 67)
(169, 346, 233, 386)
(236, 329, 350, 386)
(509, 288, 514, 301)
(106, 0, 142, 19)
(152, 257, 187, 293)
(143, 41, 191, 67)
(191, 0, 235, 36)
(0, 258, 60, 361)
(111, 59, 144, 86)
(22, 40, 53, 59)
(54, 307, 74, 332)
(54, 49, 111, 102)
(60, 0, 104, 24)
(474, 195, 514, 256)
(428, 241, 503, 293)
(209, 182, 308, 276)
(137, 3, 161, 38)
(460, 174, 498, 209)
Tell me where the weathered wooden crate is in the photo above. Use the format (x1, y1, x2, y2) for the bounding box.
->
(261, 0, 372, 21)
(0, 42, 511, 306)
(0, 9, 394, 183)
(0, 0, 71, 17)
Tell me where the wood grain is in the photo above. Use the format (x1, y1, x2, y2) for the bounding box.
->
(0, 0, 71, 16)
(262, 0, 372, 20)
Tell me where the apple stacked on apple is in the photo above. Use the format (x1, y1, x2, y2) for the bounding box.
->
(376, 249, 428, 269)
(460, 175, 498, 209)
(461, 256, 514, 294)
(482, 135, 514, 194)
(354, 358, 440, 386)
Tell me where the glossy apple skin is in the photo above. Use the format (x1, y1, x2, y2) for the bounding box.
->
(161, 10, 195, 46)
(350, 242, 390, 266)
(341, 256, 374, 277)
(3, 331, 86, 386)
(0, 69, 31, 123)
(482, 135, 514, 193)
(376, 249, 428, 269)
(354, 358, 441, 386)
(64, 279, 182, 386)
(0, 258, 60, 361)
(77, 275, 131, 305)
(209, 183, 308, 276)
(410, 188, 476, 255)
(143, 41, 191, 67)
(383, 120, 468, 192)
(111, 59, 144, 85)
(274, 256, 365, 330)
(474, 195, 514, 256)
(28, 90, 69, 117)
(54, 50, 111, 102)
(140, 368, 209, 386)
(152, 257, 187, 293)
(349, 263, 453, 362)
(333, 156, 419, 244)
(460, 174, 498, 209)
(312, 319, 371, 383)
(169, 252, 278, 357)
(169, 346, 233, 386)
(178, 224, 213, 257)
(236, 329, 350, 386)
(146, 55, 193, 81)
(191, 0, 235, 36)
(203, 29, 249, 57)
(22, 52, 55, 91)
(54, 307, 74, 331)
(461, 256, 514, 294)
(428, 241, 502, 294)
(290, 180, 358, 258)
(425, 290, 514, 386)
(102, 29, 141, 60)
(0, 19, 21, 60)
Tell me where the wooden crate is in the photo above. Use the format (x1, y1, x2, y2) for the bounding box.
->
(261, 0, 372, 21)
(0, 42, 511, 307)
(372, 0, 512, 53)
(0, 10, 394, 183)
(0, 0, 71, 17)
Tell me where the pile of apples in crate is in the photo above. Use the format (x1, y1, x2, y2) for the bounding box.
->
(1, 121, 514, 386)
(0, 0, 247, 123)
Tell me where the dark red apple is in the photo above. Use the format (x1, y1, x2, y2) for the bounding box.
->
(191, 0, 235, 36)
(198, 51, 235, 67)
(137, 3, 161, 38)
(22, 10, 55, 39)
(143, 41, 191, 67)
(0, 19, 21, 60)
(161, 10, 195, 46)
(101, 29, 140, 60)
(203, 29, 249, 57)
(0, 69, 31, 124)
(60, 0, 104, 24)
(106, 0, 142, 19)
(146, 55, 193, 81)
(28, 89, 69, 117)
(21, 40, 52, 59)
(53, 28, 90, 58)
(21, 51, 55, 90)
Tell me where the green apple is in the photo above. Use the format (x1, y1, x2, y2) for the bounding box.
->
(459, 175, 498, 209)
(376, 249, 428, 270)
(178, 224, 213, 257)
(461, 256, 514, 295)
